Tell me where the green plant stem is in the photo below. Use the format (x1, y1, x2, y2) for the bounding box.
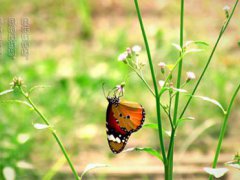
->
(134, 0, 167, 165)
(209, 83, 240, 180)
(159, 54, 185, 97)
(128, 64, 155, 96)
(20, 88, 79, 180)
(168, 92, 173, 129)
(127, 64, 171, 118)
(167, 0, 185, 179)
(179, 0, 239, 119)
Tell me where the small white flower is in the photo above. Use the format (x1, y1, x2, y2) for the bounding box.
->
(132, 45, 142, 54)
(118, 52, 128, 61)
(158, 62, 166, 73)
(223, 5, 230, 11)
(186, 71, 196, 81)
(159, 80, 165, 88)
(158, 62, 166, 69)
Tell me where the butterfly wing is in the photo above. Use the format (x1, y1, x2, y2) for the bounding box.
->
(106, 103, 131, 153)
(112, 100, 145, 133)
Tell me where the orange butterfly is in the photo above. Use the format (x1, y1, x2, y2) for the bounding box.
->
(105, 84, 145, 153)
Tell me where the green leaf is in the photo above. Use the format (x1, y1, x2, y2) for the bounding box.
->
(0, 89, 14, 96)
(225, 153, 240, 170)
(185, 40, 209, 47)
(143, 123, 158, 130)
(172, 43, 182, 52)
(237, 41, 240, 47)
(164, 130, 173, 137)
(0, 100, 33, 109)
(124, 147, 163, 161)
(80, 164, 109, 179)
(185, 48, 203, 54)
(29, 85, 52, 94)
(225, 161, 240, 170)
(172, 87, 187, 93)
(177, 116, 195, 125)
(203, 167, 228, 178)
(192, 95, 226, 114)
(193, 41, 209, 46)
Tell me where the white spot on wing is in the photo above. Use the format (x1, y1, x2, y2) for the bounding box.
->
(116, 137, 121, 143)
(107, 134, 121, 143)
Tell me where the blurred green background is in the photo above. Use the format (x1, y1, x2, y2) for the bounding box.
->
(0, 0, 239, 179)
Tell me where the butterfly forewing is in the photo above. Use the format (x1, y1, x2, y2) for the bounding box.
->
(112, 100, 145, 133)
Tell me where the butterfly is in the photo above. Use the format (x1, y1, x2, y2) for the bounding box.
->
(104, 84, 145, 154)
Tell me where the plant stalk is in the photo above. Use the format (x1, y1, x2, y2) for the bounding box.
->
(209, 83, 240, 180)
(134, 0, 167, 164)
(179, 0, 239, 119)
(168, 0, 185, 179)
(20, 88, 79, 180)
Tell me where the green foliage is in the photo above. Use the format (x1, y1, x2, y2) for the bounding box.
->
(124, 147, 163, 161)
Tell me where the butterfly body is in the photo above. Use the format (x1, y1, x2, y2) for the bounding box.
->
(106, 96, 145, 153)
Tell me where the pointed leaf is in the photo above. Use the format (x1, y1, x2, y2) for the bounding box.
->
(180, 117, 195, 121)
(33, 123, 49, 130)
(185, 48, 203, 54)
(124, 147, 163, 161)
(177, 117, 195, 125)
(193, 41, 209, 46)
(0, 89, 14, 96)
(203, 167, 228, 178)
(185, 40, 209, 47)
(172, 43, 182, 52)
(193, 95, 226, 114)
(225, 161, 240, 170)
(172, 87, 187, 93)
(165, 130, 172, 137)
(29, 85, 52, 94)
(143, 123, 158, 130)
(0, 100, 33, 109)
(80, 164, 109, 179)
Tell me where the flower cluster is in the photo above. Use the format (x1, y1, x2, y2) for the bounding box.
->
(118, 45, 145, 70)
(157, 60, 196, 89)
(10, 77, 24, 89)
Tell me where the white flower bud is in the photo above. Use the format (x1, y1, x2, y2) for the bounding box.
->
(126, 47, 132, 55)
(158, 62, 166, 73)
(159, 80, 165, 88)
(223, 5, 230, 11)
(223, 5, 230, 18)
(186, 71, 196, 82)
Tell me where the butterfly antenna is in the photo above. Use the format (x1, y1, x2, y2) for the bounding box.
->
(102, 83, 107, 99)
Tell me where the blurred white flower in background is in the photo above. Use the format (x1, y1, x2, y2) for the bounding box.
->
(3, 167, 15, 180)
(132, 45, 142, 54)
(186, 71, 196, 81)
(118, 52, 128, 61)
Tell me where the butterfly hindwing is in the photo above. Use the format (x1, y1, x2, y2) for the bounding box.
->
(112, 100, 145, 133)
(106, 103, 131, 153)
